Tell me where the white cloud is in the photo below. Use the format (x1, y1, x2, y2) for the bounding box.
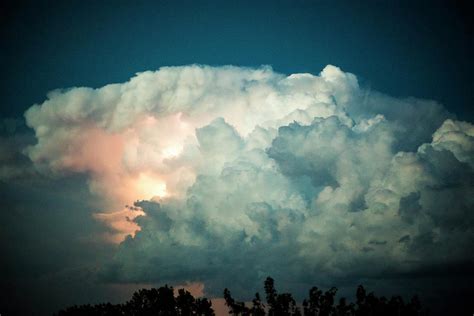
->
(22, 64, 473, 296)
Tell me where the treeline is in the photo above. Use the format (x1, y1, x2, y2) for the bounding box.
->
(56, 286, 214, 316)
(56, 277, 429, 315)
(224, 277, 428, 316)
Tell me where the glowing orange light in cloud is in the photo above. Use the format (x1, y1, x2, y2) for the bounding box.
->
(30, 110, 199, 244)
(135, 172, 168, 200)
(93, 207, 145, 244)
(90, 113, 197, 244)
(162, 144, 184, 159)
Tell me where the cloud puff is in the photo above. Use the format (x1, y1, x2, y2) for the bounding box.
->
(23, 65, 473, 297)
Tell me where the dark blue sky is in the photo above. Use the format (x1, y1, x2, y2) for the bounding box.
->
(1, 0, 472, 120)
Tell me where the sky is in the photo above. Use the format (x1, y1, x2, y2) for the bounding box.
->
(0, 1, 473, 315)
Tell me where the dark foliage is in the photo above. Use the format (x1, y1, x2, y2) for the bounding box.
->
(55, 285, 214, 316)
(56, 277, 429, 316)
(224, 277, 429, 316)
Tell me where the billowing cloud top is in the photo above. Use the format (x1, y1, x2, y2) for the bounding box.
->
(23, 65, 473, 296)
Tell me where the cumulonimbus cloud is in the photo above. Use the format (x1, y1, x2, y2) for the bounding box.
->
(23, 65, 473, 296)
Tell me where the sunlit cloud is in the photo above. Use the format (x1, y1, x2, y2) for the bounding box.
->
(22, 65, 473, 298)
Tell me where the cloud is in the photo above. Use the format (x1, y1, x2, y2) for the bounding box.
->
(22, 64, 473, 298)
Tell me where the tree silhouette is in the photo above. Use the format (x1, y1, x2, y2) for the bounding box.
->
(335, 298, 354, 316)
(249, 293, 266, 316)
(124, 287, 175, 315)
(223, 278, 429, 316)
(56, 285, 214, 316)
(224, 288, 250, 315)
(56, 277, 429, 316)
(303, 286, 337, 316)
(264, 277, 300, 315)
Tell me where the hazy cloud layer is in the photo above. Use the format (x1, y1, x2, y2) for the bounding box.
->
(22, 65, 473, 297)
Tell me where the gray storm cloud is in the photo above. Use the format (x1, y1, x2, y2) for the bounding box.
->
(22, 65, 474, 296)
